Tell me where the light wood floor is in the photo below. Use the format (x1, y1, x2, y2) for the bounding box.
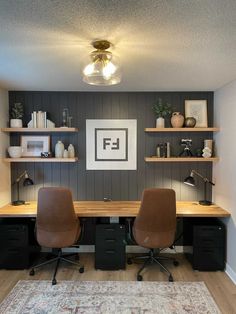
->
(0, 253, 235, 313)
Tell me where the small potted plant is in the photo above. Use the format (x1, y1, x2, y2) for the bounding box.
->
(152, 98, 172, 128)
(10, 103, 24, 128)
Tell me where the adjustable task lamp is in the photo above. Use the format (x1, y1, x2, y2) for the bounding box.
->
(12, 171, 34, 206)
(184, 170, 215, 206)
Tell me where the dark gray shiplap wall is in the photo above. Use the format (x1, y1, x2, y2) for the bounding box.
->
(9, 91, 214, 202)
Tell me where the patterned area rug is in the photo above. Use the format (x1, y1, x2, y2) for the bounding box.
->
(0, 280, 220, 313)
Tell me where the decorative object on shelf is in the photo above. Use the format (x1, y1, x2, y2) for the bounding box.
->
(185, 100, 208, 127)
(155, 142, 170, 158)
(202, 147, 212, 158)
(171, 112, 184, 128)
(10, 103, 24, 128)
(27, 118, 55, 128)
(41, 152, 52, 158)
(8, 146, 23, 158)
(152, 98, 172, 128)
(62, 108, 69, 127)
(63, 149, 69, 158)
(204, 139, 213, 151)
(184, 170, 215, 206)
(55, 140, 64, 158)
(184, 117, 196, 128)
(21, 135, 50, 157)
(12, 170, 34, 206)
(83, 40, 121, 86)
(179, 139, 193, 156)
(68, 144, 75, 158)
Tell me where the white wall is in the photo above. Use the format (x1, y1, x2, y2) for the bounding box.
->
(0, 89, 10, 207)
(214, 79, 236, 283)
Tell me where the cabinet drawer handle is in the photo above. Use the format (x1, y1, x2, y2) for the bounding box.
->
(104, 228, 115, 231)
(105, 239, 116, 243)
(105, 250, 115, 254)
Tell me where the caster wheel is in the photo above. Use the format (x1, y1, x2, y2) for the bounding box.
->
(173, 260, 179, 267)
(169, 275, 174, 282)
(29, 269, 35, 276)
(127, 258, 132, 265)
(137, 275, 143, 281)
(79, 267, 84, 273)
(52, 278, 57, 285)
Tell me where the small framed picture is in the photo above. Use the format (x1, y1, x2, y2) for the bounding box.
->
(185, 100, 208, 127)
(21, 135, 50, 157)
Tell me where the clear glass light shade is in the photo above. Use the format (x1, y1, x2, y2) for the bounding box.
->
(83, 50, 121, 85)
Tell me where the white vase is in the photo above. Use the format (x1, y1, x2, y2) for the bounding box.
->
(55, 141, 64, 158)
(10, 119, 22, 128)
(63, 149, 69, 158)
(68, 144, 75, 158)
(156, 117, 165, 128)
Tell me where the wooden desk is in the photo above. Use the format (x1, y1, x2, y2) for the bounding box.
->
(0, 201, 230, 218)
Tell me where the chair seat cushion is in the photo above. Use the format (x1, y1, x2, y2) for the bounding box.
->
(133, 226, 175, 249)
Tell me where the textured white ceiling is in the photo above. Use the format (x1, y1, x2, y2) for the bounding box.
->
(0, 0, 235, 91)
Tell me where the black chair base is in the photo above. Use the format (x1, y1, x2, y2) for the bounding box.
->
(29, 248, 84, 285)
(128, 249, 179, 282)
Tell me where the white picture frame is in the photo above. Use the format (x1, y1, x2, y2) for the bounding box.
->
(185, 100, 208, 127)
(86, 119, 137, 170)
(21, 135, 50, 157)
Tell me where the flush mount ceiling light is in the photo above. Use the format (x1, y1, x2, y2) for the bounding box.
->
(82, 40, 121, 86)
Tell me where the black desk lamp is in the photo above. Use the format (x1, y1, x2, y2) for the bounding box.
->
(184, 170, 215, 206)
(12, 171, 34, 206)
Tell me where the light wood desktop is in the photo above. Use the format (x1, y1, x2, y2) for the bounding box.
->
(0, 201, 230, 218)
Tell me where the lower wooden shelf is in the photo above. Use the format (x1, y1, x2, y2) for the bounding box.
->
(4, 157, 78, 163)
(145, 157, 219, 162)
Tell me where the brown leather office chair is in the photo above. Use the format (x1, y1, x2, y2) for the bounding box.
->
(128, 188, 178, 282)
(29, 187, 84, 285)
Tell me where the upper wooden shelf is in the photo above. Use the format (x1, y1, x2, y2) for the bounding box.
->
(1, 127, 78, 132)
(145, 127, 219, 132)
(145, 157, 219, 162)
(3, 157, 78, 163)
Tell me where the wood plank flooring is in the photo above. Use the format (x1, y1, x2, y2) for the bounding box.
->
(0, 253, 235, 314)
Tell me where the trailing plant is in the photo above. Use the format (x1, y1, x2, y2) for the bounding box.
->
(152, 98, 172, 118)
(10, 103, 24, 119)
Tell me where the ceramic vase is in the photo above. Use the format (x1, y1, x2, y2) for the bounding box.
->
(184, 117, 196, 127)
(55, 141, 64, 158)
(68, 144, 75, 158)
(10, 119, 23, 128)
(171, 112, 184, 128)
(156, 117, 165, 128)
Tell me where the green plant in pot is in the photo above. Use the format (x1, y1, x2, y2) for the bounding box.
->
(10, 103, 24, 128)
(152, 98, 172, 128)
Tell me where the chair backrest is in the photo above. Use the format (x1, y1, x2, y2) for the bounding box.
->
(133, 188, 176, 249)
(36, 187, 80, 248)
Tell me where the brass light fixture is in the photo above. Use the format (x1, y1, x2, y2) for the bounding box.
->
(83, 40, 121, 86)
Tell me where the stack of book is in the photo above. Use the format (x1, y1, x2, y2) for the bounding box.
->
(27, 111, 55, 128)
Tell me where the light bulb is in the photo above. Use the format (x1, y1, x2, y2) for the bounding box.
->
(103, 62, 116, 79)
(83, 63, 94, 75)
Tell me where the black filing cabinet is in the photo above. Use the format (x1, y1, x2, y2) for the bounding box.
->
(192, 224, 225, 270)
(0, 223, 29, 269)
(95, 224, 126, 270)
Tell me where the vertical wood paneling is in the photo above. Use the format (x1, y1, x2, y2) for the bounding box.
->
(9, 91, 214, 202)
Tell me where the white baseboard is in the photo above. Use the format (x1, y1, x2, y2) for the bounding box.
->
(225, 263, 236, 285)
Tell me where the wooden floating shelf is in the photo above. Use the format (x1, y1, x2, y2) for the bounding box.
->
(1, 127, 78, 132)
(4, 157, 78, 163)
(145, 127, 219, 132)
(145, 157, 219, 162)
